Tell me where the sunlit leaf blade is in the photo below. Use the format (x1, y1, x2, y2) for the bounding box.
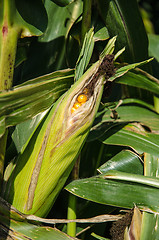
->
(97, 0, 149, 64)
(93, 26, 109, 42)
(0, 117, 5, 138)
(148, 34, 159, 61)
(102, 170, 159, 188)
(115, 68, 159, 95)
(12, 111, 49, 153)
(50, 0, 75, 7)
(98, 150, 143, 175)
(0, 197, 77, 240)
(0, 69, 74, 137)
(96, 105, 159, 131)
(75, 28, 94, 81)
(91, 232, 108, 240)
(88, 103, 159, 142)
(8, 222, 76, 240)
(100, 124, 159, 156)
(144, 153, 159, 178)
(100, 36, 117, 58)
(66, 172, 159, 213)
(139, 154, 159, 240)
(140, 212, 159, 240)
(121, 98, 155, 111)
(109, 58, 153, 81)
(114, 47, 125, 61)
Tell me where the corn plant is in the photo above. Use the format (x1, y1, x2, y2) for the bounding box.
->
(0, 0, 159, 240)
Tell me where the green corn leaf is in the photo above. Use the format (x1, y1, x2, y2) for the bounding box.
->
(98, 150, 143, 175)
(120, 98, 155, 111)
(66, 170, 159, 214)
(75, 28, 94, 81)
(12, 111, 49, 154)
(148, 33, 159, 61)
(97, 0, 149, 64)
(50, 0, 75, 7)
(88, 102, 159, 142)
(109, 58, 153, 82)
(139, 154, 159, 240)
(140, 212, 159, 240)
(115, 68, 159, 95)
(93, 104, 159, 132)
(101, 170, 159, 188)
(100, 36, 117, 58)
(93, 26, 109, 42)
(91, 232, 109, 240)
(100, 123, 159, 157)
(0, 197, 77, 239)
(0, 69, 74, 138)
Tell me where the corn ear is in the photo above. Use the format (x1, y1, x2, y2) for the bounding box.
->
(3, 54, 114, 217)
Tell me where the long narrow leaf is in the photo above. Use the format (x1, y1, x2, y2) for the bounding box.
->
(0, 197, 77, 240)
(75, 28, 94, 81)
(0, 69, 74, 137)
(109, 58, 153, 81)
(140, 154, 159, 240)
(98, 150, 143, 175)
(100, 123, 159, 156)
(115, 68, 159, 95)
(66, 173, 159, 214)
(97, 0, 149, 65)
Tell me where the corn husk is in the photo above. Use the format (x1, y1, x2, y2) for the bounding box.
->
(3, 53, 114, 217)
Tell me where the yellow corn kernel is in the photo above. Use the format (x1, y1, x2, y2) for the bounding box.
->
(71, 107, 76, 113)
(73, 102, 81, 109)
(77, 94, 87, 103)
